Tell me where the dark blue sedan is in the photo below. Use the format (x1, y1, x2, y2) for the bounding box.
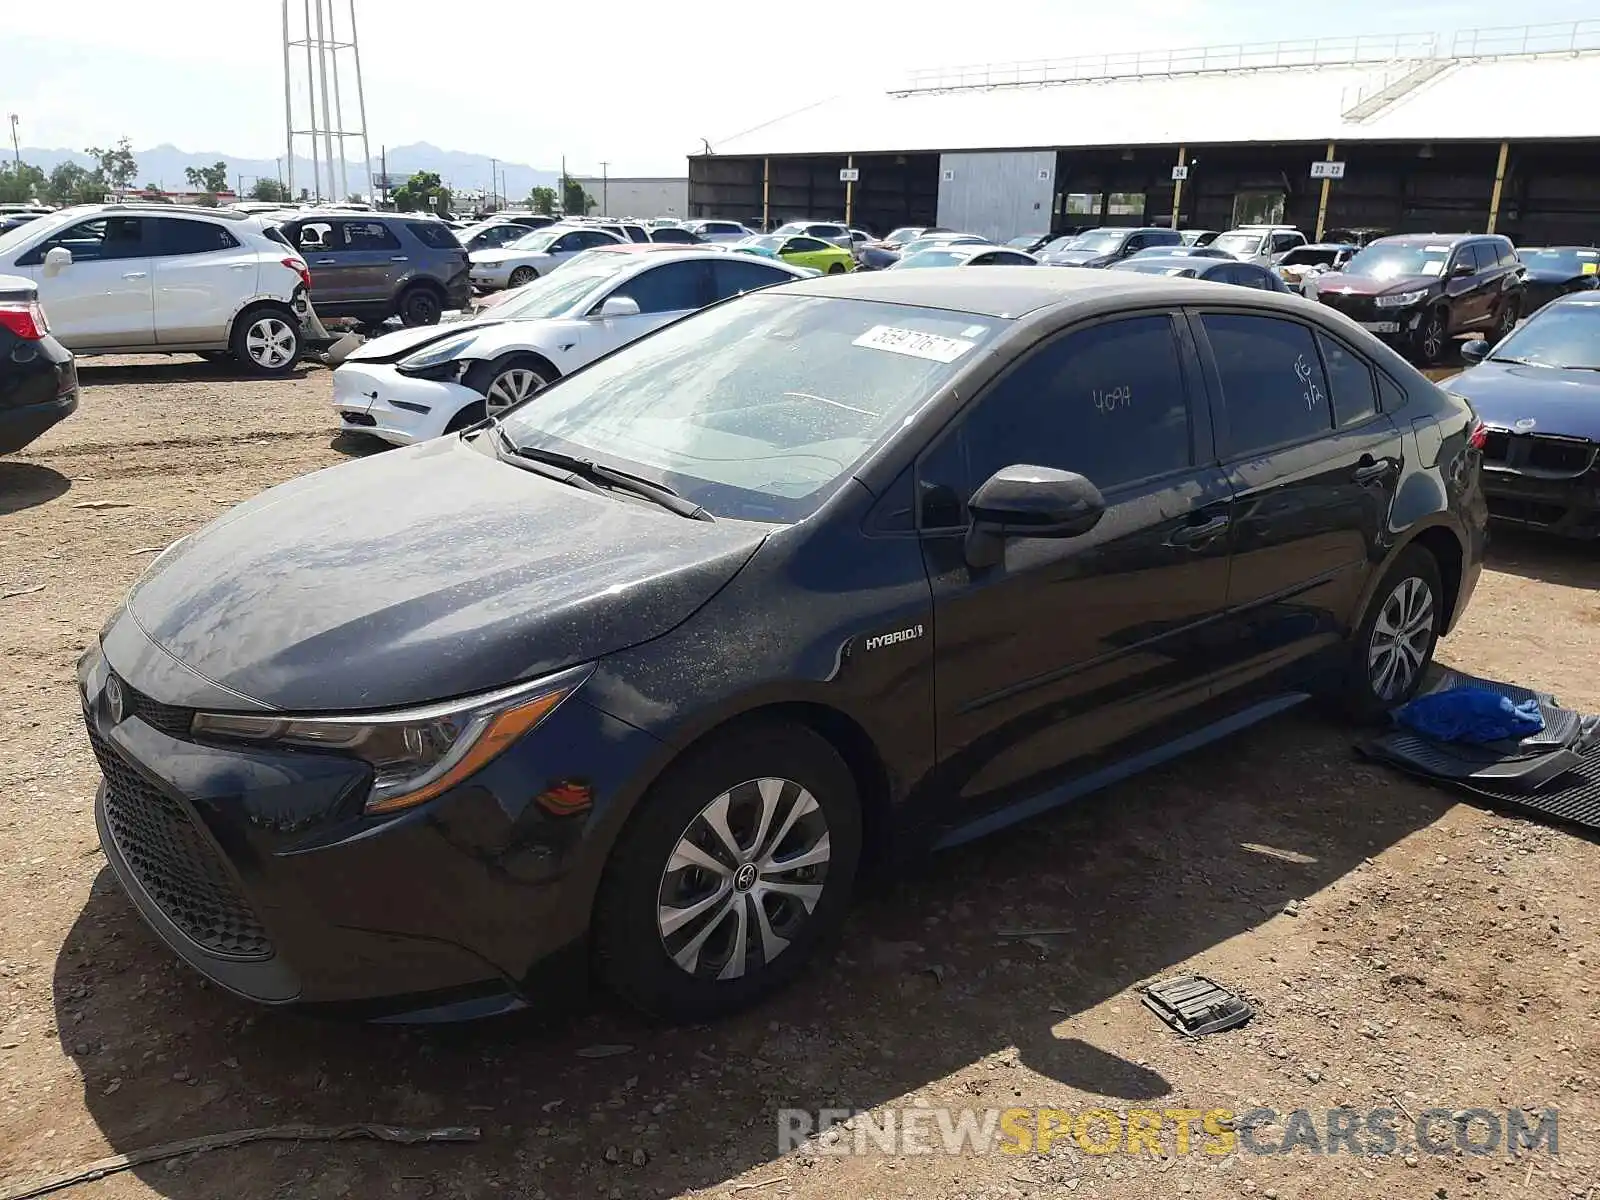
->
(1452, 292, 1600, 538)
(1107, 255, 1290, 291)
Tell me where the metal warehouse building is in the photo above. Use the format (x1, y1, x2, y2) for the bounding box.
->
(687, 22, 1600, 246)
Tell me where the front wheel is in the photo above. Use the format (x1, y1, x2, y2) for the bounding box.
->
(827, 262, 848, 275)
(594, 722, 862, 1022)
(1487, 297, 1519, 345)
(475, 355, 554, 418)
(1342, 546, 1444, 720)
(507, 266, 538, 289)
(231, 309, 302, 377)
(1413, 308, 1448, 366)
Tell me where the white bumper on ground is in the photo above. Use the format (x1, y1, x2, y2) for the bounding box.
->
(331, 361, 481, 447)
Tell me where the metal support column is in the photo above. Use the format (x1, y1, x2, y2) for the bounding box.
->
(1486, 141, 1511, 233)
(845, 154, 855, 227)
(1170, 146, 1186, 230)
(762, 157, 770, 231)
(1315, 141, 1336, 242)
(281, 0, 295, 199)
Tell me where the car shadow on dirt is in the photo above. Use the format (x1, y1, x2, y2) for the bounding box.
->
(1484, 526, 1600, 590)
(74, 360, 319, 387)
(0, 460, 71, 515)
(49, 710, 1453, 1199)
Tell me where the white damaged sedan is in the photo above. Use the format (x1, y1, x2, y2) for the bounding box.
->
(332, 249, 811, 445)
(468, 225, 625, 291)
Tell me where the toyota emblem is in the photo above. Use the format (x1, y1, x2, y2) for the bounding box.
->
(104, 674, 126, 725)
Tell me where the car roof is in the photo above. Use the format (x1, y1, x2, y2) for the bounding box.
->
(1292, 243, 1359, 251)
(785, 263, 1291, 317)
(1372, 233, 1496, 247)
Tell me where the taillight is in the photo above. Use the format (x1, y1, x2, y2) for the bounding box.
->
(283, 257, 313, 291)
(1469, 420, 1489, 450)
(0, 299, 48, 340)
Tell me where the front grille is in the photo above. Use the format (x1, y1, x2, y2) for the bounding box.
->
(1318, 293, 1381, 323)
(1484, 431, 1597, 479)
(123, 684, 195, 739)
(88, 727, 273, 960)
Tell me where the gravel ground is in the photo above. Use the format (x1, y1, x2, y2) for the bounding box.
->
(1, 358, 1596, 1200)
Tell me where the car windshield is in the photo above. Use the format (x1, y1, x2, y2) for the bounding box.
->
(1280, 248, 1341, 267)
(901, 236, 974, 256)
(1343, 243, 1450, 279)
(1005, 237, 1036, 248)
(885, 227, 922, 243)
(894, 249, 972, 268)
(508, 230, 559, 252)
(481, 255, 632, 320)
(1489, 302, 1600, 369)
(1519, 248, 1599, 273)
(1212, 232, 1265, 255)
(0, 209, 74, 256)
(1117, 261, 1196, 277)
(739, 235, 785, 251)
(1067, 230, 1129, 254)
(498, 293, 1007, 522)
(773, 222, 807, 236)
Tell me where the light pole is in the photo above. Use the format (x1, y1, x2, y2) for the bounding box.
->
(7, 114, 19, 172)
(599, 161, 609, 217)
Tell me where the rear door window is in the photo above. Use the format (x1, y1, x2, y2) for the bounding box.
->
(1317, 332, 1379, 427)
(151, 218, 239, 256)
(342, 221, 401, 251)
(710, 259, 792, 299)
(1201, 313, 1335, 456)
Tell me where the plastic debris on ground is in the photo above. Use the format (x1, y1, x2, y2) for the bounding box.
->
(1141, 975, 1254, 1036)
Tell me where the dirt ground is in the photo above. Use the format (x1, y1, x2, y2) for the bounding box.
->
(1, 358, 1597, 1200)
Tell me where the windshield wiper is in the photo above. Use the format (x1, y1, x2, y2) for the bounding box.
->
(489, 426, 606, 496)
(1487, 355, 1543, 366)
(509, 440, 714, 522)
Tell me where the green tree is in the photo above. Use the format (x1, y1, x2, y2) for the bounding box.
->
(529, 185, 556, 216)
(86, 137, 138, 191)
(0, 161, 46, 204)
(560, 176, 593, 217)
(393, 170, 450, 215)
(45, 161, 107, 206)
(184, 160, 229, 204)
(248, 178, 290, 203)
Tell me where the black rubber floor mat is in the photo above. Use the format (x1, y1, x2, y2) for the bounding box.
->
(1364, 732, 1582, 790)
(1427, 668, 1555, 708)
(1364, 732, 1600, 831)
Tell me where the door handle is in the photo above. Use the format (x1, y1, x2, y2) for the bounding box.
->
(313, 258, 337, 266)
(1353, 456, 1394, 483)
(390, 256, 409, 262)
(230, 263, 252, 271)
(1168, 514, 1230, 547)
(121, 271, 148, 280)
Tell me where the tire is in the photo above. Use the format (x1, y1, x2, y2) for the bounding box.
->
(1413, 308, 1448, 366)
(1487, 296, 1519, 346)
(1342, 545, 1444, 720)
(507, 266, 538, 289)
(594, 721, 863, 1022)
(475, 354, 555, 418)
(827, 262, 848, 275)
(398, 286, 444, 328)
(443, 400, 487, 433)
(230, 307, 302, 377)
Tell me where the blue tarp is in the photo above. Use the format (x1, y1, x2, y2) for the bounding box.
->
(1395, 686, 1546, 745)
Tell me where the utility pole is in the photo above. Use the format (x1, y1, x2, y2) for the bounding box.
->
(380, 145, 388, 209)
(599, 161, 609, 216)
(7, 113, 20, 172)
(490, 157, 498, 210)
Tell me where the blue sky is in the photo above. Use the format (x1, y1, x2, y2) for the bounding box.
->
(5, 0, 1598, 175)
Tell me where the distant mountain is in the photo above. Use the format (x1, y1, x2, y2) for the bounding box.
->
(18, 141, 563, 201)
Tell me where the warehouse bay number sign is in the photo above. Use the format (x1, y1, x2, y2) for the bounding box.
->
(1311, 160, 1347, 179)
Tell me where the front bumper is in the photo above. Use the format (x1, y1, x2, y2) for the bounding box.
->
(1480, 465, 1600, 538)
(331, 361, 479, 446)
(78, 627, 662, 1018)
(468, 265, 513, 291)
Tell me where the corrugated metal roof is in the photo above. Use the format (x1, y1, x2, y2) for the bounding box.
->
(711, 52, 1600, 158)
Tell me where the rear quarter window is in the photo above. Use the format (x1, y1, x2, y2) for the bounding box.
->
(406, 222, 462, 250)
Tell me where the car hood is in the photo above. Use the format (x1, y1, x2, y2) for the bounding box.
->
(345, 319, 512, 363)
(1524, 267, 1584, 284)
(1315, 272, 1436, 297)
(1448, 360, 1600, 441)
(124, 436, 768, 711)
(1040, 249, 1111, 266)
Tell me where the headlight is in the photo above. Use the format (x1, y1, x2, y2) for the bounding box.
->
(1375, 289, 1430, 308)
(396, 334, 480, 377)
(191, 667, 588, 814)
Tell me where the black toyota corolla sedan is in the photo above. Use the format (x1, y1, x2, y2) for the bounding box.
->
(81, 269, 1487, 1023)
(0, 274, 77, 454)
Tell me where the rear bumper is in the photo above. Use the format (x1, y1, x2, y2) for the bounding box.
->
(0, 391, 78, 454)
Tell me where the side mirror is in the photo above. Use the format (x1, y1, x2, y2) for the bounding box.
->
(1453, 261, 1475, 277)
(43, 246, 72, 276)
(965, 465, 1106, 569)
(1459, 338, 1491, 364)
(596, 295, 641, 319)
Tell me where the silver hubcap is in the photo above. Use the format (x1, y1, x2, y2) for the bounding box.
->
(1422, 320, 1443, 358)
(1368, 576, 1435, 702)
(245, 318, 296, 368)
(485, 368, 545, 415)
(657, 777, 831, 981)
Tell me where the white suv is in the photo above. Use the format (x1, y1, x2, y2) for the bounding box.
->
(0, 203, 314, 376)
(1211, 225, 1307, 267)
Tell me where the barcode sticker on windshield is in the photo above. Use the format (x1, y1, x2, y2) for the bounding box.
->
(854, 325, 976, 363)
(1425, 245, 1451, 253)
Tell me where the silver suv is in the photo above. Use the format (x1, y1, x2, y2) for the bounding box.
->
(0, 203, 315, 376)
(278, 211, 472, 329)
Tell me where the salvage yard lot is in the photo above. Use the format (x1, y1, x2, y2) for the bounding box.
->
(1, 359, 1597, 1200)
